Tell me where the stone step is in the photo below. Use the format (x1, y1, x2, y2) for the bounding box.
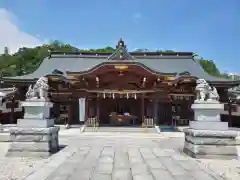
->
(83, 127, 98, 132)
(158, 126, 180, 132)
(84, 127, 157, 133)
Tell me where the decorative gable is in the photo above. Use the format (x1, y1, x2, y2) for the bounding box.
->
(108, 38, 134, 60)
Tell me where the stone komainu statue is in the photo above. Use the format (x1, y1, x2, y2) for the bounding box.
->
(26, 76, 49, 100)
(195, 79, 219, 102)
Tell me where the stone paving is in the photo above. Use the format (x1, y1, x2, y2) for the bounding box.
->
(2, 128, 240, 179)
(21, 130, 227, 180)
(49, 147, 217, 180)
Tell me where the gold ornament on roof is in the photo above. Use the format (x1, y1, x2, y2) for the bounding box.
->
(114, 65, 128, 70)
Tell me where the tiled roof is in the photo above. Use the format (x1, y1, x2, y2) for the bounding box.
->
(1, 39, 231, 82)
(3, 54, 230, 82)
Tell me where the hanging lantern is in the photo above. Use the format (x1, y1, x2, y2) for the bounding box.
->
(112, 93, 115, 99)
(134, 93, 137, 100)
(103, 93, 106, 99)
(126, 93, 129, 99)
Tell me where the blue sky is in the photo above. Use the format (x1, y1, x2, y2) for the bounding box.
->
(0, 0, 239, 73)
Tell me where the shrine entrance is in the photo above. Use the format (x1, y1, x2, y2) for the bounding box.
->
(99, 98, 142, 126)
(85, 92, 172, 127)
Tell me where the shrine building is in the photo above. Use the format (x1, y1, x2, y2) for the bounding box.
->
(1, 39, 240, 127)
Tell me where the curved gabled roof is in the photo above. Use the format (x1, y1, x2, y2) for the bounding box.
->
(3, 54, 230, 82)
(1, 39, 235, 83)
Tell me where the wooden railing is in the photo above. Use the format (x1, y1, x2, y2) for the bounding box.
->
(85, 117, 98, 127)
(172, 116, 189, 126)
(142, 118, 154, 128)
(176, 119, 189, 126)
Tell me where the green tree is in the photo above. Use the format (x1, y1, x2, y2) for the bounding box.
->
(194, 53, 229, 78)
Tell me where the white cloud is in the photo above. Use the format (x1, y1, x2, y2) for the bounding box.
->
(133, 12, 142, 19)
(0, 8, 43, 54)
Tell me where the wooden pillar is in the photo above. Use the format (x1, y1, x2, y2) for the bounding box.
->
(10, 103, 15, 124)
(67, 97, 73, 126)
(50, 102, 58, 119)
(7, 97, 18, 124)
(153, 100, 158, 125)
(96, 96, 100, 125)
(170, 100, 175, 126)
(0, 111, 2, 125)
(141, 95, 145, 123)
(228, 98, 232, 127)
(75, 99, 79, 124)
(84, 98, 88, 122)
(55, 103, 60, 120)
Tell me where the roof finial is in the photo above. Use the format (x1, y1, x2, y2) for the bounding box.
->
(116, 38, 126, 49)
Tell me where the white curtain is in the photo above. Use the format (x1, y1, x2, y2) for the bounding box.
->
(79, 98, 85, 122)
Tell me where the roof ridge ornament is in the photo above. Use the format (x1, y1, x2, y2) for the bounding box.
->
(108, 38, 134, 61)
(116, 38, 126, 49)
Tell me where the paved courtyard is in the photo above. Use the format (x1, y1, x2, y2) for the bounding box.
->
(1, 129, 240, 180)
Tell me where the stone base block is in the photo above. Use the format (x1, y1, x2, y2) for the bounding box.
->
(21, 100, 53, 119)
(17, 119, 54, 128)
(184, 128, 239, 138)
(185, 134, 240, 145)
(183, 128, 239, 160)
(0, 132, 10, 142)
(191, 103, 224, 122)
(189, 121, 228, 131)
(183, 146, 238, 160)
(6, 126, 60, 158)
(6, 151, 53, 158)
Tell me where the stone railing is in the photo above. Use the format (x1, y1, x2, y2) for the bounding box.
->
(86, 117, 98, 127)
(142, 118, 154, 128)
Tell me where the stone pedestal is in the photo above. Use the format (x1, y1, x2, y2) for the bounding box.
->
(184, 101, 240, 159)
(6, 100, 60, 158)
(183, 129, 240, 159)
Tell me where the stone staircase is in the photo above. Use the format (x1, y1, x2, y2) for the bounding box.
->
(0, 124, 15, 142)
(83, 126, 157, 133)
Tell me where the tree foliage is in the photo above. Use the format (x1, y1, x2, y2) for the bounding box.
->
(0, 41, 229, 78)
(193, 54, 229, 78)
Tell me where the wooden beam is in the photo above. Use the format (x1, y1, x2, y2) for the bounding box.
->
(169, 93, 194, 96)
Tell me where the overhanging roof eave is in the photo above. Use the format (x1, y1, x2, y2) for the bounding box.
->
(209, 80, 240, 85)
(65, 61, 177, 76)
(0, 77, 37, 82)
